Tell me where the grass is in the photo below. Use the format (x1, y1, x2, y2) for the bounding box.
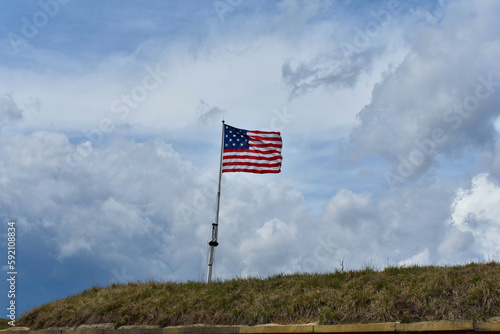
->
(18, 262, 500, 329)
(0, 319, 12, 330)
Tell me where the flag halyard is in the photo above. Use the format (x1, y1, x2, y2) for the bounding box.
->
(222, 124, 283, 174)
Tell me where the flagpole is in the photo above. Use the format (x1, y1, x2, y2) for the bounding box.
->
(207, 120, 225, 283)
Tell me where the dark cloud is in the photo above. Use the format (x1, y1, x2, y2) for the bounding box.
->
(282, 49, 377, 99)
(0, 94, 23, 131)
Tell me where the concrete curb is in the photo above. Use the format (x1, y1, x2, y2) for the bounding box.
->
(396, 321, 474, 332)
(3, 321, 500, 334)
(316, 323, 396, 333)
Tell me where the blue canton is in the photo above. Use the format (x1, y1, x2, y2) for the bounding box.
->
(224, 125, 250, 150)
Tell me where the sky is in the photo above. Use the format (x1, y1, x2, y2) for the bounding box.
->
(1, 0, 500, 316)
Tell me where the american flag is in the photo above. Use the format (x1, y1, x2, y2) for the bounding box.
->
(222, 124, 282, 174)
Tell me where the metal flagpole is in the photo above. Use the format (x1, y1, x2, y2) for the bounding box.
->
(207, 120, 225, 283)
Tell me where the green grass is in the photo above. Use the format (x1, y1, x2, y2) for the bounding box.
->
(18, 262, 500, 329)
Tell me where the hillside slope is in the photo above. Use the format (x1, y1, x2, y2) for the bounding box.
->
(19, 262, 500, 329)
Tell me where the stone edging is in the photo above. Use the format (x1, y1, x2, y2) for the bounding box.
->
(3, 321, 500, 334)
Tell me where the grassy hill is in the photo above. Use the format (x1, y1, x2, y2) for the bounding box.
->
(19, 262, 499, 329)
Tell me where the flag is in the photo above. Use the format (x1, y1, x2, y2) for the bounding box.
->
(222, 124, 282, 174)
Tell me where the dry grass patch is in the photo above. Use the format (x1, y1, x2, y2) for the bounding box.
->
(18, 262, 500, 329)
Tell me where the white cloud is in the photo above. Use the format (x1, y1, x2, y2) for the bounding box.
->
(349, 0, 500, 183)
(0, 131, 203, 275)
(398, 248, 430, 266)
(302, 177, 463, 271)
(446, 173, 500, 260)
(240, 218, 298, 275)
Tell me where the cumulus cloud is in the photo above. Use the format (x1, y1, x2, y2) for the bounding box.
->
(239, 218, 298, 275)
(398, 248, 430, 266)
(0, 131, 309, 281)
(298, 178, 462, 272)
(214, 178, 309, 277)
(437, 229, 477, 263)
(445, 173, 500, 260)
(0, 131, 203, 276)
(349, 0, 500, 183)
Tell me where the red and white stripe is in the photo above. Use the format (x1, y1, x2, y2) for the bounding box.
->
(222, 130, 282, 174)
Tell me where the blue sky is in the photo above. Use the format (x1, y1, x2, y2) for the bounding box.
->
(1, 0, 500, 316)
